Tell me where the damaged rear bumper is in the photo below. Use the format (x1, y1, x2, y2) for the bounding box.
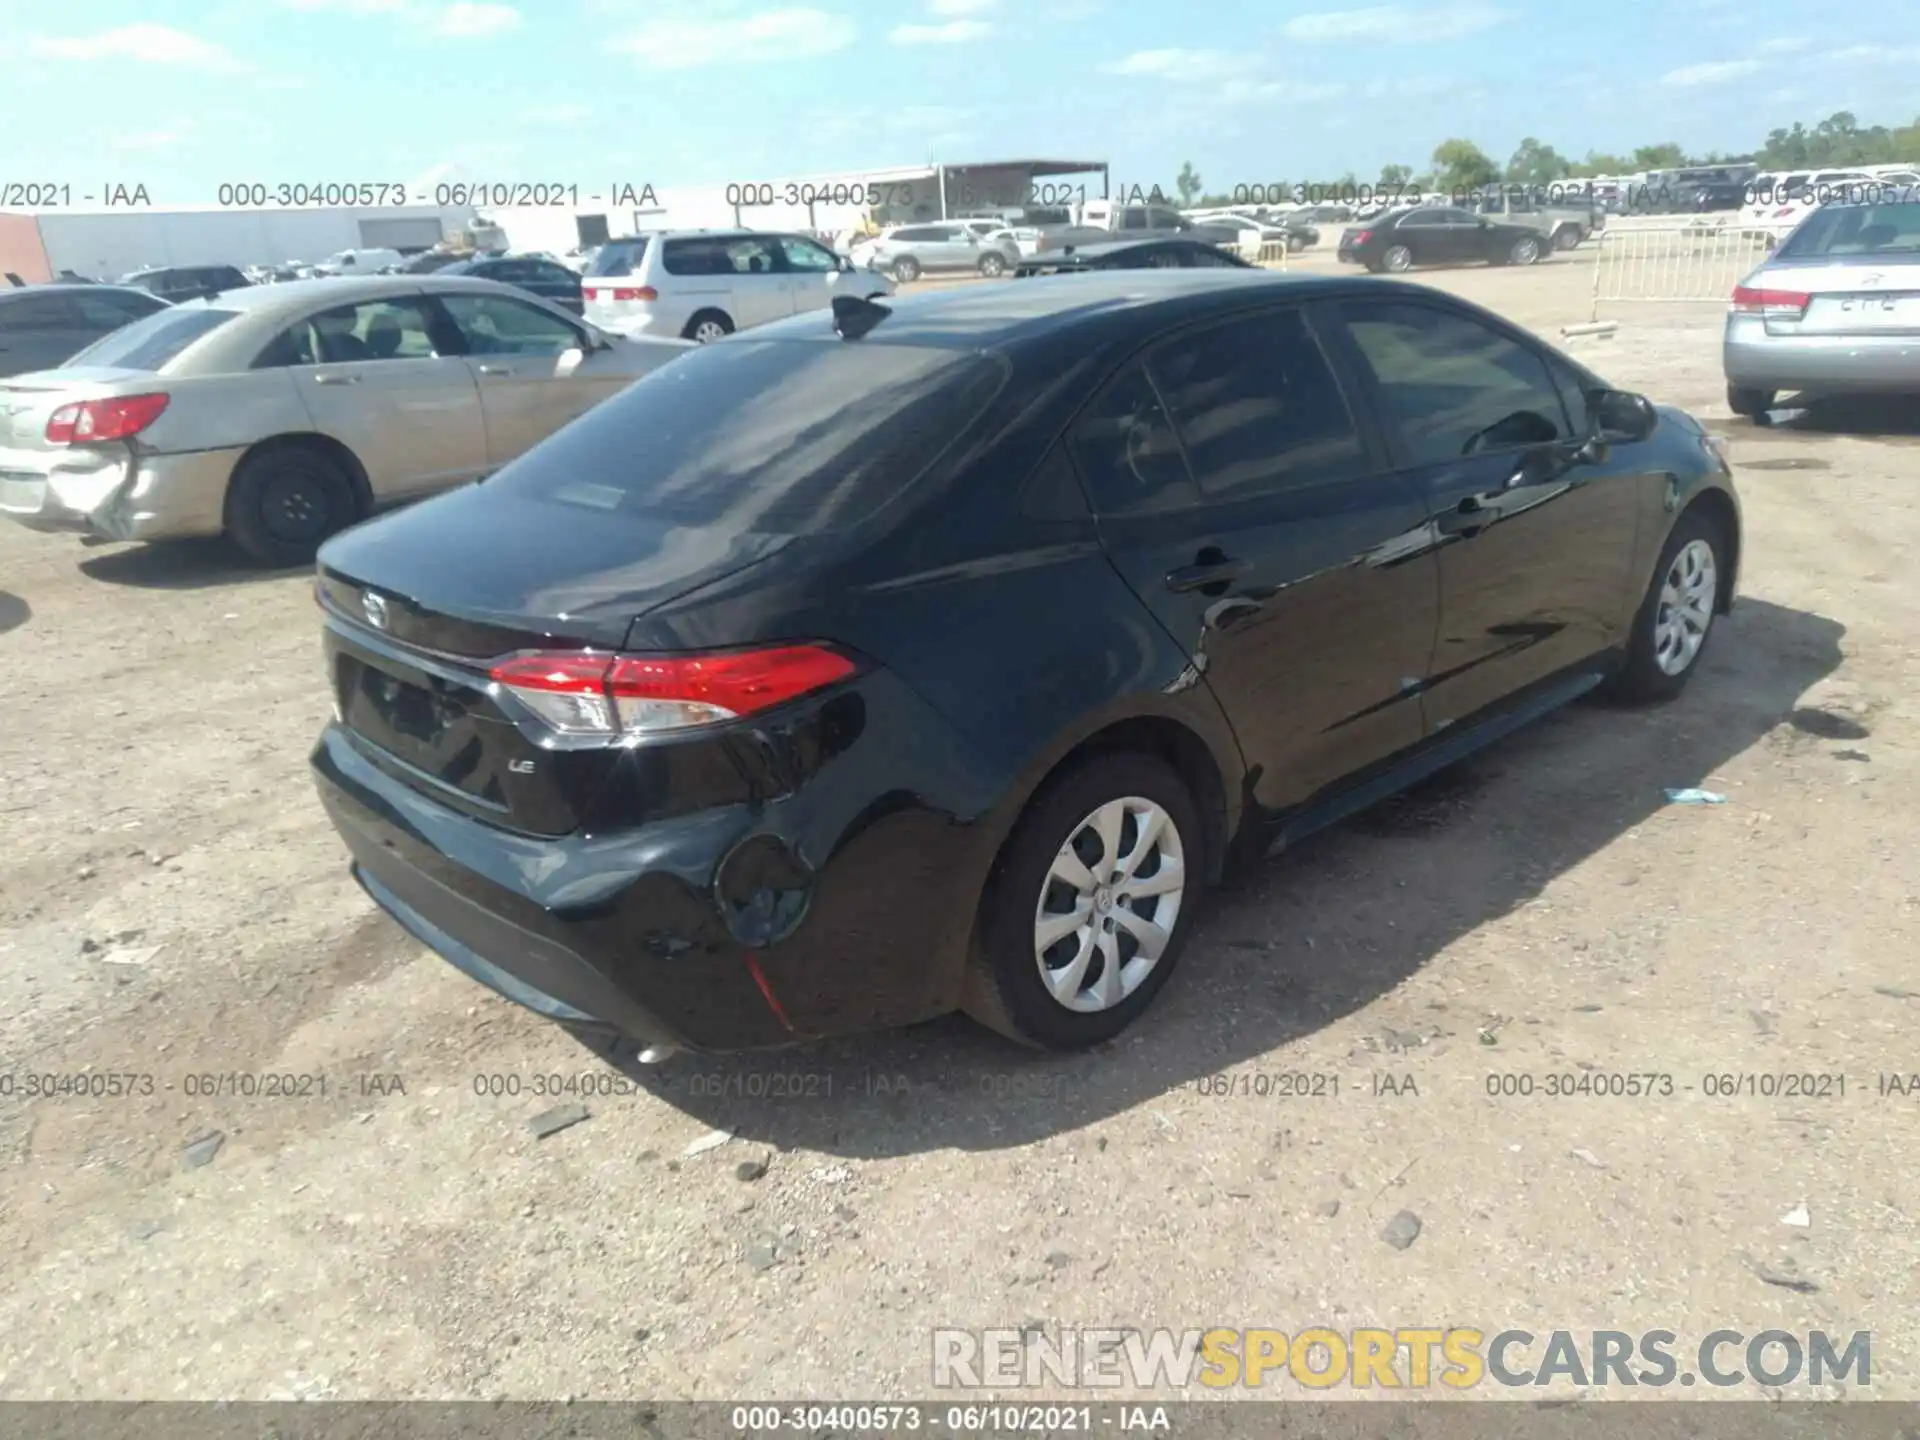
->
(0, 444, 240, 542)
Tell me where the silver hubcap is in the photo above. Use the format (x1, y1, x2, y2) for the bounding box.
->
(1033, 796, 1186, 1013)
(693, 321, 726, 343)
(1386, 247, 1411, 270)
(1654, 538, 1717, 675)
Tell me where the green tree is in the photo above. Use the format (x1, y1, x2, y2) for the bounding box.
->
(1632, 142, 1690, 170)
(1507, 137, 1568, 185)
(1431, 138, 1500, 193)
(1378, 163, 1413, 187)
(1175, 161, 1203, 206)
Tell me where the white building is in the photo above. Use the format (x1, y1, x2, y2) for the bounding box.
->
(0, 203, 476, 283)
(481, 158, 1110, 255)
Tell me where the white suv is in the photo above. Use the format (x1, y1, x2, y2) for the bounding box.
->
(581, 230, 892, 343)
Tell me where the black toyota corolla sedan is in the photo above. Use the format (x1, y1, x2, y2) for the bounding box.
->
(1337, 205, 1550, 272)
(311, 272, 1741, 1058)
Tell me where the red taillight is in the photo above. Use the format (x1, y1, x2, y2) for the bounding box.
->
(488, 644, 857, 737)
(609, 286, 656, 302)
(44, 392, 170, 445)
(1772, 206, 1796, 218)
(1732, 284, 1811, 317)
(1353, 229, 1374, 245)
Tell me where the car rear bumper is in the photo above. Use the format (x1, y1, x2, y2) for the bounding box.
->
(592, 308, 687, 341)
(311, 690, 995, 1052)
(0, 444, 240, 541)
(1724, 319, 1920, 393)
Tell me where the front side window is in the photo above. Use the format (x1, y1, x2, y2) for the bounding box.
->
(437, 293, 582, 356)
(1340, 300, 1574, 466)
(1146, 309, 1365, 502)
(1069, 361, 1198, 516)
(776, 236, 840, 272)
(258, 297, 447, 367)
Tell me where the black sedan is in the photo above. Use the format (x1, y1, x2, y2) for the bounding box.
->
(311, 271, 1740, 1058)
(435, 254, 584, 314)
(1015, 238, 1254, 276)
(1337, 206, 1548, 272)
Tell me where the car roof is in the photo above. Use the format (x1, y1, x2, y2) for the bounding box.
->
(1058, 238, 1226, 258)
(2, 283, 158, 299)
(165, 273, 542, 315)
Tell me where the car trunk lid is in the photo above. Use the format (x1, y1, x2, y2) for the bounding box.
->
(1752, 259, 1920, 337)
(317, 480, 797, 837)
(0, 370, 158, 457)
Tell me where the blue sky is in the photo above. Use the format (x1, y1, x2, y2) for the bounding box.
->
(4, 0, 1918, 201)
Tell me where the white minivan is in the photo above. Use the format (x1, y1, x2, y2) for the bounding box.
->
(314, 248, 407, 276)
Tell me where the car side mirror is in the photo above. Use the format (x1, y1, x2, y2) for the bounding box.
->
(1588, 388, 1657, 442)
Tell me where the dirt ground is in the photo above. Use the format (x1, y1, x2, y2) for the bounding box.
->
(2, 245, 1918, 1404)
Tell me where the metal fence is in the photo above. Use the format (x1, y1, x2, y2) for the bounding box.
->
(1238, 239, 1293, 270)
(1588, 223, 1770, 323)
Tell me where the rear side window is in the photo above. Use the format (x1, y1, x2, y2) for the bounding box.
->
(1146, 309, 1365, 502)
(72, 291, 163, 327)
(1069, 361, 1199, 516)
(62, 306, 238, 370)
(586, 239, 651, 277)
(1777, 200, 1920, 258)
(486, 339, 1008, 533)
(0, 294, 80, 328)
(1340, 300, 1573, 465)
(661, 237, 778, 276)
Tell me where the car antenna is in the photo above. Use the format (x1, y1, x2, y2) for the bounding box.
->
(831, 291, 891, 340)
(4, 273, 23, 288)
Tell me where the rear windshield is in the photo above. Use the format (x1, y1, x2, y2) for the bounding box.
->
(1777, 199, 1920, 258)
(487, 338, 1008, 533)
(586, 239, 652, 277)
(62, 305, 238, 371)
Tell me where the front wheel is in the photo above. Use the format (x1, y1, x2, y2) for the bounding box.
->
(964, 753, 1202, 1050)
(891, 255, 921, 283)
(1604, 508, 1725, 703)
(1552, 225, 1581, 251)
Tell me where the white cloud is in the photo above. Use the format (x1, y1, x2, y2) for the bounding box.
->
(425, 2, 520, 35)
(613, 8, 857, 67)
(1101, 48, 1251, 79)
(927, 0, 994, 12)
(1660, 58, 1761, 86)
(522, 102, 594, 124)
(1755, 36, 1809, 53)
(889, 18, 991, 42)
(28, 23, 249, 69)
(118, 130, 186, 150)
(1283, 4, 1507, 42)
(280, 0, 405, 10)
(1819, 43, 1920, 63)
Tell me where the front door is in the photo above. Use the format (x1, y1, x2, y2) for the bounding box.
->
(1072, 304, 1440, 817)
(772, 234, 846, 315)
(1329, 296, 1645, 730)
(433, 292, 607, 467)
(277, 294, 488, 499)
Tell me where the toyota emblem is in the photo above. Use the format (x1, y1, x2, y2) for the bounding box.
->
(362, 592, 390, 629)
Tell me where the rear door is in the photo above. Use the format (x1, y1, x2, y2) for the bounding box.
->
(1328, 295, 1644, 729)
(265, 294, 488, 499)
(433, 290, 611, 465)
(1074, 304, 1439, 816)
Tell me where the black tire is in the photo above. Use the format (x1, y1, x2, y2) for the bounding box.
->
(1604, 506, 1726, 704)
(683, 310, 734, 344)
(964, 752, 1203, 1050)
(1727, 384, 1774, 419)
(891, 255, 921, 283)
(1552, 224, 1581, 251)
(1510, 235, 1542, 265)
(224, 444, 359, 567)
(1382, 244, 1414, 273)
(978, 252, 1007, 278)
(1287, 234, 1307, 253)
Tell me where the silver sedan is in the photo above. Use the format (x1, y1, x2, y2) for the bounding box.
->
(1724, 187, 1920, 417)
(0, 274, 690, 564)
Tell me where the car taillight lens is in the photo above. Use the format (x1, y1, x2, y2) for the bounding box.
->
(608, 286, 655, 302)
(1352, 229, 1373, 245)
(45, 392, 170, 445)
(488, 644, 857, 738)
(1732, 284, 1811, 317)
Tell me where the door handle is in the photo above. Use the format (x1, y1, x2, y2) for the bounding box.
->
(1166, 555, 1249, 593)
(314, 373, 361, 385)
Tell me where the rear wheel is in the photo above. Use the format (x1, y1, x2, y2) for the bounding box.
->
(1552, 224, 1581, 251)
(1727, 384, 1774, 419)
(224, 443, 358, 567)
(964, 753, 1201, 1050)
(1382, 244, 1414, 272)
(1287, 233, 1308, 253)
(891, 255, 922, 283)
(683, 310, 734, 344)
(978, 252, 1007, 278)
(1605, 508, 1725, 703)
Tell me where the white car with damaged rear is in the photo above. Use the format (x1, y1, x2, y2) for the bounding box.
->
(0, 274, 690, 566)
